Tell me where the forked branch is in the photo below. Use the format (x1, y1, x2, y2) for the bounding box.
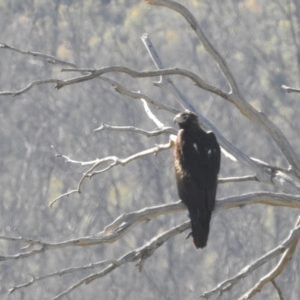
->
(238, 216, 300, 300)
(203, 217, 300, 299)
(50, 140, 174, 206)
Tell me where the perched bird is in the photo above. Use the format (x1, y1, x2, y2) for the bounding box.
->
(173, 111, 221, 249)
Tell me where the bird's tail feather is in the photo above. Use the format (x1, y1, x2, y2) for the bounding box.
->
(189, 209, 211, 249)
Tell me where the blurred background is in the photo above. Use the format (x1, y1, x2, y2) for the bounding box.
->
(0, 0, 300, 299)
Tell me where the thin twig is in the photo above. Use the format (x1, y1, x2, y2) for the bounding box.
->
(0, 79, 62, 97)
(94, 124, 176, 136)
(282, 85, 300, 93)
(9, 259, 117, 294)
(0, 42, 77, 67)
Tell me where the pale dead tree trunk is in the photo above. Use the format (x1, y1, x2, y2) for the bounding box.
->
(1, 1, 300, 300)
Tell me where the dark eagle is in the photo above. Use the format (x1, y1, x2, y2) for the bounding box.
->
(173, 111, 221, 249)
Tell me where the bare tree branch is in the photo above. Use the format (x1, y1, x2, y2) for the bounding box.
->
(250, 157, 291, 173)
(60, 66, 229, 99)
(238, 217, 300, 300)
(271, 279, 284, 300)
(141, 33, 191, 110)
(215, 192, 300, 212)
(99, 76, 180, 114)
(49, 221, 189, 300)
(1, 192, 299, 263)
(0, 78, 62, 96)
(141, 98, 165, 128)
(94, 124, 176, 136)
(0, 202, 185, 263)
(145, 0, 240, 96)
(282, 85, 300, 93)
(7, 223, 189, 298)
(51, 140, 174, 206)
(0, 42, 77, 67)
(218, 176, 257, 184)
(202, 217, 300, 299)
(4, 195, 300, 298)
(271, 171, 300, 194)
(9, 259, 116, 295)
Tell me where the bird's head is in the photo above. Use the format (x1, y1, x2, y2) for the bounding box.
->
(173, 111, 199, 129)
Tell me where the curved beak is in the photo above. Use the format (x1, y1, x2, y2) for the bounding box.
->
(173, 113, 182, 124)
